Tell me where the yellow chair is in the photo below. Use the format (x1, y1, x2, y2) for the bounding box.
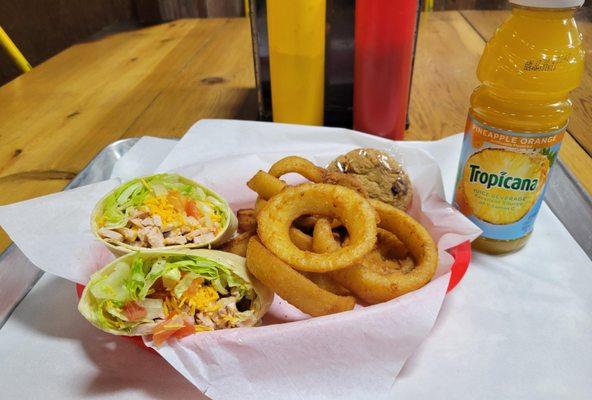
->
(0, 26, 31, 73)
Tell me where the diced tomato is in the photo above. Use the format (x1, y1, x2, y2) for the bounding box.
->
(185, 200, 200, 218)
(172, 324, 196, 340)
(152, 316, 196, 346)
(153, 328, 176, 346)
(153, 318, 179, 346)
(123, 301, 147, 321)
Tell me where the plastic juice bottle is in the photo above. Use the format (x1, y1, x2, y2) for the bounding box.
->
(266, 0, 325, 125)
(453, 0, 585, 254)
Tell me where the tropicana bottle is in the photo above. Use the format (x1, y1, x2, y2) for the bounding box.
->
(453, 0, 585, 254)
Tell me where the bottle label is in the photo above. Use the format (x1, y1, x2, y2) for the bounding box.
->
(453, 114, 564, 241)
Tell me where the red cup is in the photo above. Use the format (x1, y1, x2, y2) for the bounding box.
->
(353, 0, 420, 139)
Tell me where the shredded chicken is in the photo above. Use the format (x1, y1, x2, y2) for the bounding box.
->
(130, 218, 144, 228)
(129, 209, 149, 219)
(165, 228, 181, 238)
(186, 228, 208, 241)
(164, 234, 187, 246)
(98, 228, 123, 241)
(117, 227, 137, 242)
(145, 227, 165, 248)
(194, 232, 215, 244)
(210, 297, 242, 328)
(152, 215, 163, 228)
(186, 216, 199, 226)
(196, 312, 216, 329)
(161, 223, 175, 233)
(141, 217, 154, 227)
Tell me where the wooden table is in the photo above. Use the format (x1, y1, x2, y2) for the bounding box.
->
(0, 11, 591, 254)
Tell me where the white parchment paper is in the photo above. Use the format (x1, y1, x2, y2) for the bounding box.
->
(0, 120, 482, 399)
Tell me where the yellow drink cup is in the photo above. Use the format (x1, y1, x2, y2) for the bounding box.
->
(266, 0, 326, 125)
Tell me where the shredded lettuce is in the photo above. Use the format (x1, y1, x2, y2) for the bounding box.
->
(126, 256, 146, 300)
(96, 299, 128, 330)
(151, 183, 167, 196)
(139, 259, 167, 299)
(90, 262, 130, 301)
(105, 300, 129, 321)
(162, 268, 181, 290)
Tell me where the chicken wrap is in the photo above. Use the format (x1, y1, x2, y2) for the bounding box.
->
(78, 250, 274, 345)
(92, 173, 238, 255)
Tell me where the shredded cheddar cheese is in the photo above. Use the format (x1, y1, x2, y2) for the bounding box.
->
(195, 325, 214, 332)
(144, 195, 185, 226)
(163, 281, 219, 318)
(180, 284, 220, 314)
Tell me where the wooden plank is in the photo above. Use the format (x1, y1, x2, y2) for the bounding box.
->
(406, 11, 483, 140)
(123, 18, 256, 138)
(560, 134, 592, 196)
(0, 19, 224, 179)
(459, 9, 507, 36)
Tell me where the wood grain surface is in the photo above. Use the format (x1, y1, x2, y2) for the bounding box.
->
(123, 19, 256, 138)
(0, 12, 590, 255)
(0, 0, 135, 85)
(406, 11, 483, 140)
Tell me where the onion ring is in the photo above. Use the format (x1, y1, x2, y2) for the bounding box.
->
(257, 183, 377, 272)
(302, 271, 351, 296)
(246, 237, 355, 316)
(247, 171, 286, 200)
(330, 200, 438, 304)
(254, 197, 268, 215)
(237, 208, 257, 232)
(302, 219, 351, 295)
(376, 228, 408, 259)
(312, 218, 341, 253)
(268, 156, 325, 183)
(294, 215, 342, 231)
(289, 227, 313, 251)
(220, 230, 256, 257)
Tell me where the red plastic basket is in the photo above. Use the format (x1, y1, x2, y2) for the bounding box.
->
(76, 241, 471, 351)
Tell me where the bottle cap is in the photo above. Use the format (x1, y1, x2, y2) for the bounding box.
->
(510, 0, 584, 8)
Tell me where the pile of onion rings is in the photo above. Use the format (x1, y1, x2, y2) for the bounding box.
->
(223, 154, 438, 316)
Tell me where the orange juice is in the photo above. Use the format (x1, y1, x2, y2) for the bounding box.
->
(453, 0, 585, 254)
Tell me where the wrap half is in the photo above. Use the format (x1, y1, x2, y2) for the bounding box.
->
(78, 250, 273, 345)
(92, 173, 238, 256)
